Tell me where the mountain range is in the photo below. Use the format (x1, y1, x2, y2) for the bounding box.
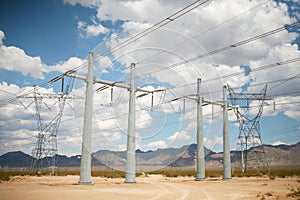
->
(0, 142, 299, 170)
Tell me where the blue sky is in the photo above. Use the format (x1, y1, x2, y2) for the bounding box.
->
(0, 0, 299, 156)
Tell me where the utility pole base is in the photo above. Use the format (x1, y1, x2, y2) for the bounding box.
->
(195, 177, 206, 181)
(124, 181, 136, 184)
(77, 182, 93, 185)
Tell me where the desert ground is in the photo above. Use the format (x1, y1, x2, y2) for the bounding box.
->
(0, 175, 299, 200)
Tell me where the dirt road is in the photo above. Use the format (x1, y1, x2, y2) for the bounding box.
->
(0, 175, 299, 200)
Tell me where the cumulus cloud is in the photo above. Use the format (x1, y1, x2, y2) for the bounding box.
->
(1, 0, 300, 155)
(0, 83, 58, 155)
(272, 140, 287, 146)
(63, 0, 100, 8)
(0, 30, 88, 79)
(204, 135, 223, 149)
(0, 30, 4, 45)
(0, 30, 46, 79)
(145, 140, 167, 150)
(167, 130, 193, 147)
(47, 57, 86, 73)
(78, 21, 109, 38)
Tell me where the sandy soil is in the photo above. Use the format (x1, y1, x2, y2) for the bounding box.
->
(0, 175, 299, 200)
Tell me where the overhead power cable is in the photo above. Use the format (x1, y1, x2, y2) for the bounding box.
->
(140, 21, 300, 77)
(206, 75, 300, 96)
(0, 0, 210, 109)
(171, 21, 300, 66)
(2, 58, 299, 133)
(146, 57, 300, 96)
(204, 57, 300, 83)
(93, 0, 211, 62)
(67, 0, 211, 74)
(137, 0, 271, 64)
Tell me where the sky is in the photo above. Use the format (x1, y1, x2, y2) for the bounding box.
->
(0, 0, 299, 157)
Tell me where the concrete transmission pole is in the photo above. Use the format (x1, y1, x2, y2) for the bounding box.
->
(79, 52, 94, 184)
(125, 63, 136, 183)
(64, 60, 163, 184)
(223, 85, 232, 180)
(195, 78, 205, 180)
(171, 82, 234, 180)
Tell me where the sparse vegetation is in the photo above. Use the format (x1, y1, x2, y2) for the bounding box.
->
(92, 171, 142, 178)
(0, 167, 299, 181)
(256, 191, 277, 200)
(268, 174, 275, 180)
(147, 169, 223, 178)
(0, 170, 142, 181)
(287, 188, 300, 198)
(147, 167, 300, 178)
(148, 170, 195, 177)
(0, 171, 36, 182)
(0, 172, 11, 182)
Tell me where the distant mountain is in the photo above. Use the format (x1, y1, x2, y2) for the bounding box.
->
(0, 151, 32, 167)
(168, 144, 215, 167)
(262, 142, 300, 166)
(0, 142, 299, 169)
(0, 152, 104, 168)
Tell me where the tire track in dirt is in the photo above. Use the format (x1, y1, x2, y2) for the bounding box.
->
(145, 175, 189, 200)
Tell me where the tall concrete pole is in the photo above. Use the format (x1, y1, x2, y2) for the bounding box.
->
(195, 78, 205, 181)
(79, 52, 94, 184)
(125, 63, 136, 183)
(223, 85, 231, 180)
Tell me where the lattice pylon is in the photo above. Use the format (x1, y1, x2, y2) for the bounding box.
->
(228, 85, 271, 174)
(17, 76, 73, 175)
(30, 87, 67, 174)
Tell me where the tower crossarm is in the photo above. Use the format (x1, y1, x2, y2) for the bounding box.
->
(64, 73, 165, 95)
(17, 93, 80, 99)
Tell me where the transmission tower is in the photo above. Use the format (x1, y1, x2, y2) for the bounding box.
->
(17, 76, 74, 175)
(228, 85, 272, 173)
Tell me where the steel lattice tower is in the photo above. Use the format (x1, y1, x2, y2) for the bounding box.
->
(32, 87, 68, 174)
(18, 76, 73, 175)
(228, 85, 272, 173)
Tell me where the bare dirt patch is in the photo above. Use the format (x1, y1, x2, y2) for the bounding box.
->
(0, 175, 299, 200)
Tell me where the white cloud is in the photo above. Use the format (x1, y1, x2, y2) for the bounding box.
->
(0, 30, 88, 79)
(145, 140, 167, 150)
(94, 0, 297, 113)
(2, 0, 300, 155)
(168, 130, 191, 141)
(85, 24, 109, 37)
(272, 140, 287, 146)
(114, 144, 127, 151)
(63, 0, 100, 8)
(277, 96, 300, 120)
(0, 83, 54, 155)
(77, 20, 109, 38)
(96, 56, 112, 69)
(204, 136, 223, 149)
(0, 30, 4, 45)
(0, 31, 46, 79)
(47, 57, 86, 73)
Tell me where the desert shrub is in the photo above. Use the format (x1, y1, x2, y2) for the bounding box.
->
(0, 172, 10, 182)
(287, 188, 300, 198)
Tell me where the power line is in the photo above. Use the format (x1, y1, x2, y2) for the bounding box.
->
(142, 57, 300, 97)
(68, 0, 211, 75)
(138, 21, 300, 77)
(0, 0, 211, 112)
(95, 0, 210, 60)
(3, 72, 298, 136)
(2, 72, 299, 137)
(137, 0, 271, 65)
